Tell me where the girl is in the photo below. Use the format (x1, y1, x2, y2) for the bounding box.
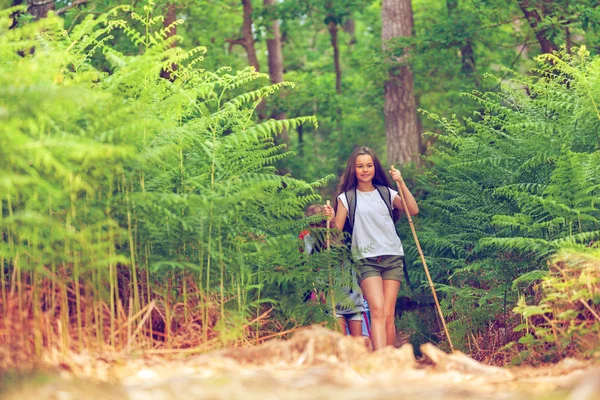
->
(323, 146, 419, 350)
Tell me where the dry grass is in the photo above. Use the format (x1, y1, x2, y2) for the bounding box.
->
(0, 282, 278, 373)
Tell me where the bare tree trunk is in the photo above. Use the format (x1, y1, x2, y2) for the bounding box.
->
(517, 0, 557, 54)
(241, 0, 260, 71)
(328, 19, 342, 95)
(27, 0, 54, 19)
(460, 41, 475, 75)
(160, 3, 177, 81)
(382, 0, 420, 166)
(344, 18, 356, 45)
(564, 0, 571, 55)
(297, 124, 304, 156)
(227, 0, 260, 71)
(226, 0, 266, 119)
(264, 0, 284, 84)
(324, 2, 342, 131)
(447, 0, 476, 83)
(263, 0, 288, 142)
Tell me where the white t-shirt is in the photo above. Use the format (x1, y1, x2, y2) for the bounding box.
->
(338, 187, 404, 260)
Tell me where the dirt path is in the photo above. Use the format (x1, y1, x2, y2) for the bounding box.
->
(3, 326, 599, 400)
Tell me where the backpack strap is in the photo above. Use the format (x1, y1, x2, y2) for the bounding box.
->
(374, 185, 393, 221)
(374, 185, 412, 288)
(344, 187, 357, 235)
(346, 185, 393, 229)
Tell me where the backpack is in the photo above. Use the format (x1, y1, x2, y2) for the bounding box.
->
(343, 185, 412, 288)
(344, 185, 395, 237)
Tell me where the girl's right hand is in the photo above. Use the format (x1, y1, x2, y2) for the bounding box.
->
(323, 204, 335, 221)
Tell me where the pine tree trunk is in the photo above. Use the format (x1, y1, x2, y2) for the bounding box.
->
(344, 18, 356, 45)
(264, 0, 284, 85)
(328, 19, 342, 95)
(447, 0, 476, 81)
(263, 0, 288, 143)
(227, 0, 265, 118)
(160, 3, 177, 81)
(242, 0, 260, 71)
(382, 0, 420, 166)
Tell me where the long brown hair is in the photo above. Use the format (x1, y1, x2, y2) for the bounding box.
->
(333, 146, 393, 214)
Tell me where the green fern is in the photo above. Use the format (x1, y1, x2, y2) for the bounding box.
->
(0, 3, 330, 355)
(409, 47, 600, 353)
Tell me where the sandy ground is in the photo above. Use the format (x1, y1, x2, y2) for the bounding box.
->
(3, 326, 600, 400)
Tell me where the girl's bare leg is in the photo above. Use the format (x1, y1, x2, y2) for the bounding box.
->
(383, 279, 401, 346)
(360, 276, 386, 350)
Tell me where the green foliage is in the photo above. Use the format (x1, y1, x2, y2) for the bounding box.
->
(0, 3, 331, 350)
(396, 308, 439, 355)
(512, 249, 600, 363)
(89, 0, 600, 194)
(409, 47, 600, 352)
(5, 0, 600, 360)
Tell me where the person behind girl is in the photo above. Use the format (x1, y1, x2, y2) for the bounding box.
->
(334, 263, 372, 350)
(323, 146, 419, 351)
(301, 205, 372, 350)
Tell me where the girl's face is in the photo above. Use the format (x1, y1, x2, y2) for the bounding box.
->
(355, 154, 375, 185)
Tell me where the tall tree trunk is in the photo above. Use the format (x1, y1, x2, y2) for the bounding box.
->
(459, 40, 475, 75)
(264, 0, 283, 85)
(263, 0, 288, 143)
(240, 0, 260, 71)
(324, 2, 342, 132)
(227, 0, 260, 71)
(565, 25, 571, 55)
(344, 18, 356, 45)
(227, 0, 266, 118)
(517, 0, 557, 54)
(328, 19, 342, 95)
(27, 0, 54, 19)
(241, 0, 260, 71)
(564, 0, 571, 55)
(297, 124, 304, 156)
(447, 0, 476, 82)
(382, 0, 420, 166)
(160, 3, 177, 81)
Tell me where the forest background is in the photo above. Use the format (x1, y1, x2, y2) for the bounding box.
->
(1, 0, 600, 370)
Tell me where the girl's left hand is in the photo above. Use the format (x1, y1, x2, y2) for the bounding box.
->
(389, 165, 402, 183)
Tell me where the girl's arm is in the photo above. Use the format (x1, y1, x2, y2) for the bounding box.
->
(323, 198, 348, 230)
(390, 166, 419, 216)
(392, 181, 419, 216)
(333, 198, 348, 230)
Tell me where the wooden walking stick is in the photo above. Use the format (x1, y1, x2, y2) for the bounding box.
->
(391, 166, 455, 352)
(325, 200, 336, 317)
(326, 200, 331, 249)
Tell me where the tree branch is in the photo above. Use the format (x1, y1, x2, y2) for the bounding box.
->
(225, 37, 247, 53)
(56, 0, 88, 16)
